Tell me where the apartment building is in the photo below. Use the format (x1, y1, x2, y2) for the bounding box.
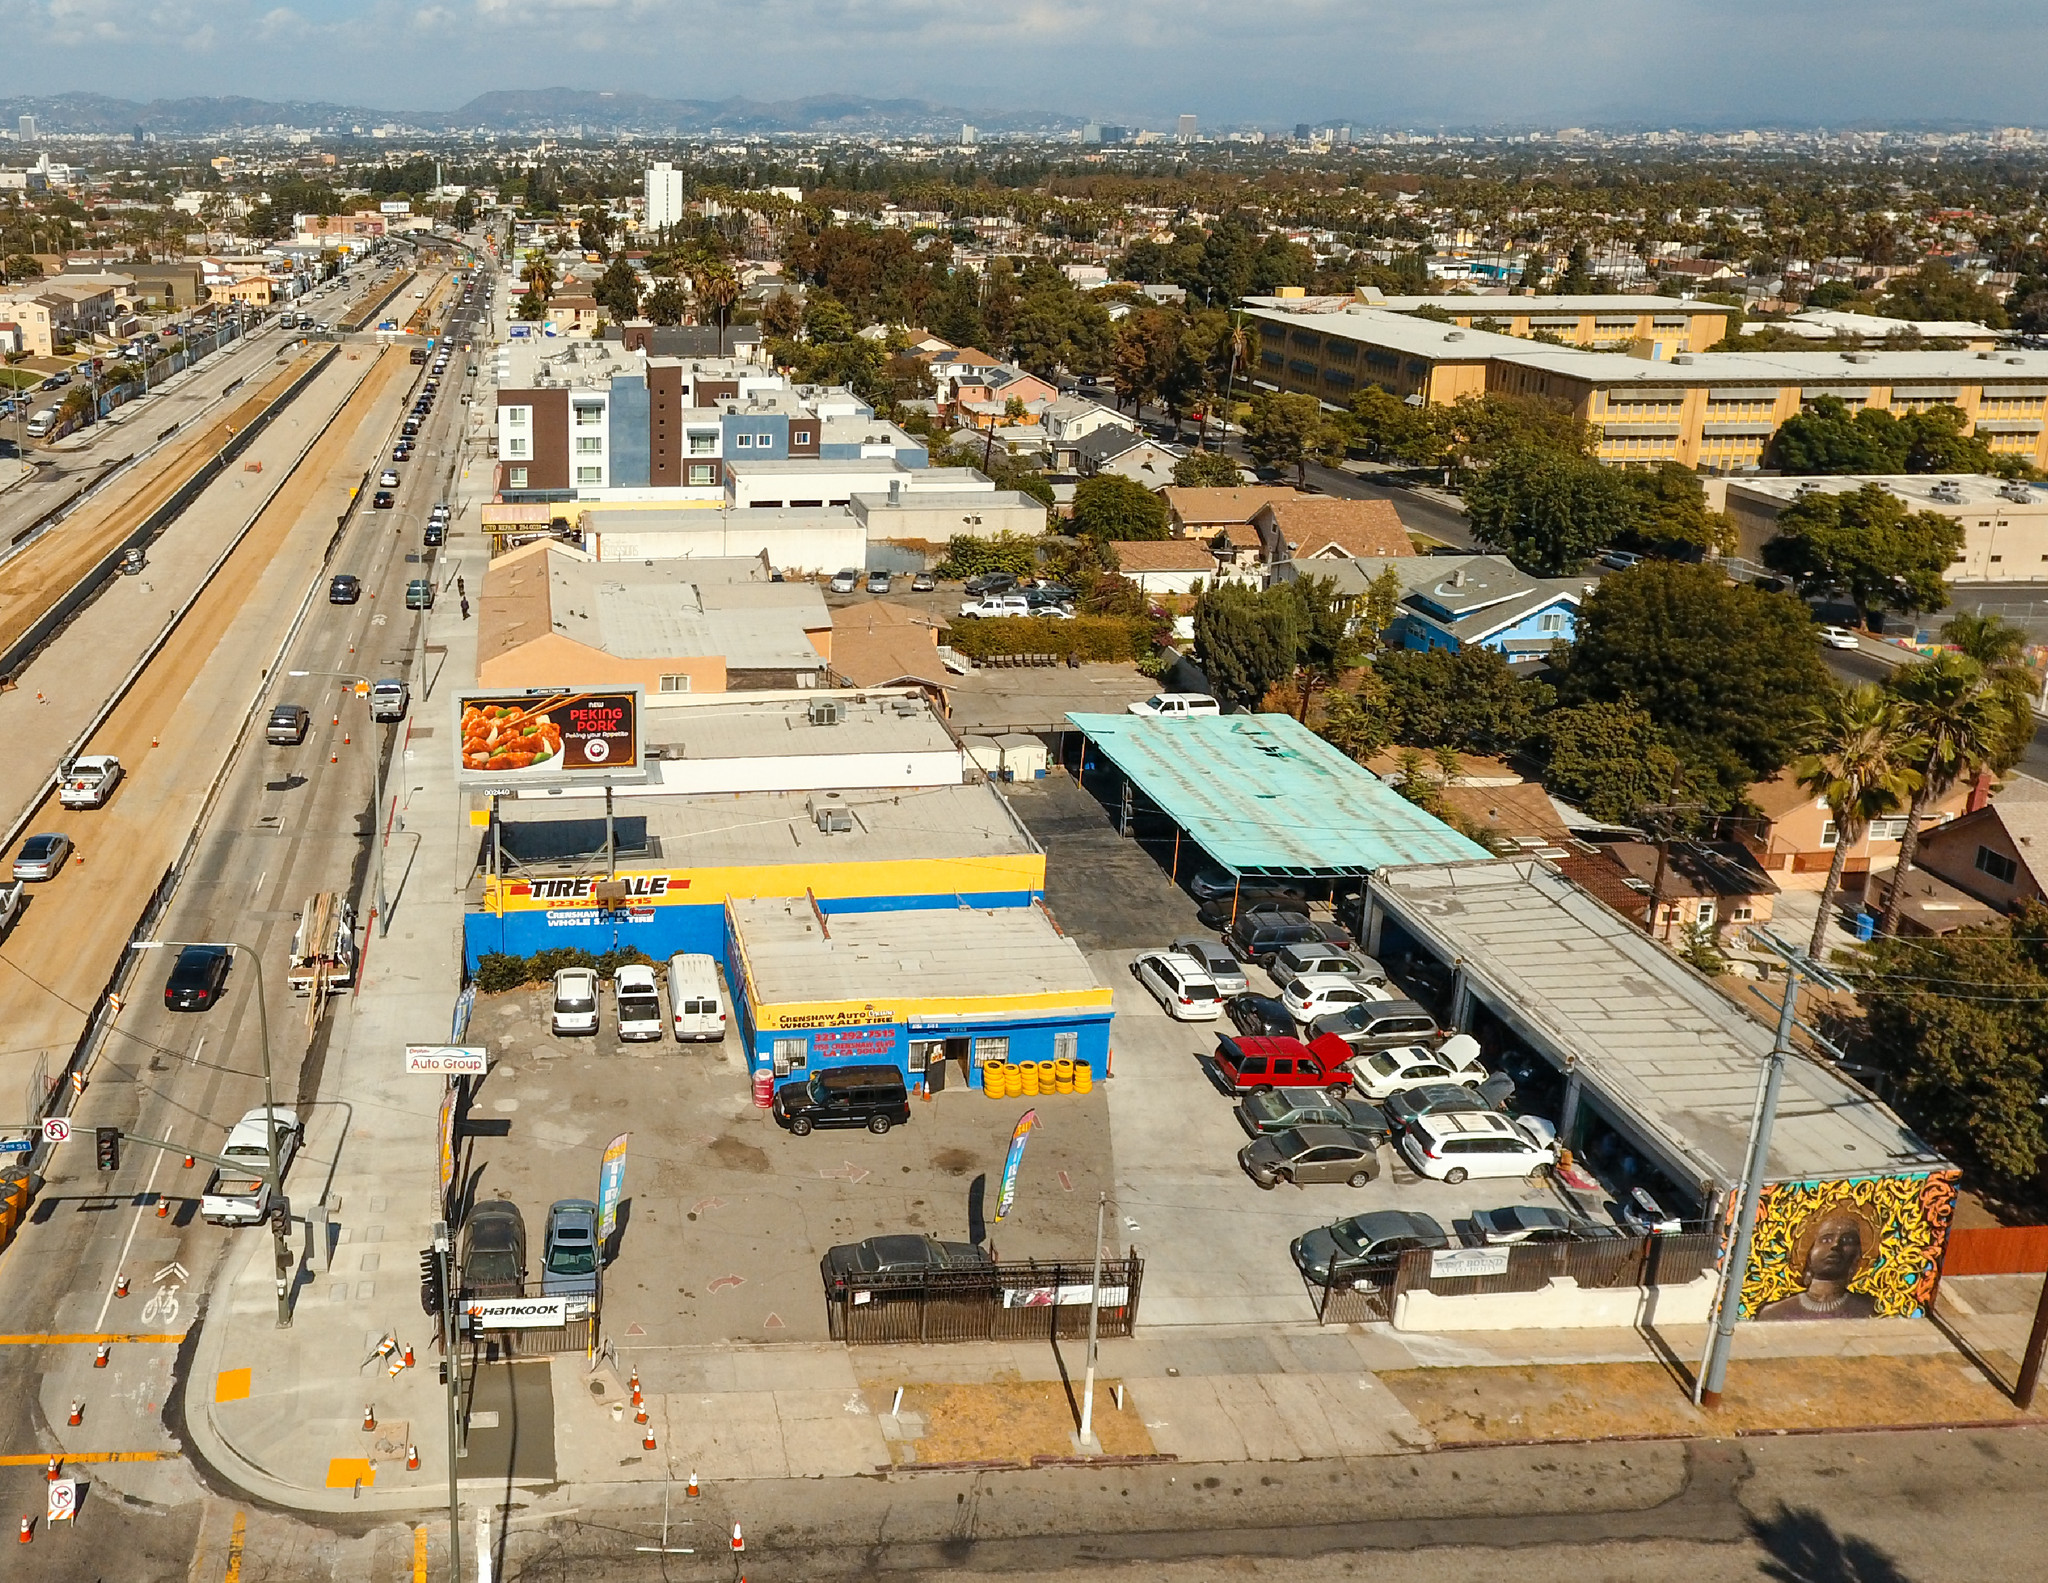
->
(645, 162, 688, 232)
(1367, 292, 1735, 354)
(1724, 474, 2048, 581)
(1243, 296, 2048, 473)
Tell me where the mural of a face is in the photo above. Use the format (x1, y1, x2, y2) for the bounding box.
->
(1756, 1205, 1879, 1320)
(1739, 1173, 1957, 1323)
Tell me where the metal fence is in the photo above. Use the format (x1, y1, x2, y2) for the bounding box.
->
(825, 1251, 1144, 1345)
(1308, 1232, 1717, 1326)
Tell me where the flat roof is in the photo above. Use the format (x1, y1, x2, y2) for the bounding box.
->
(1064, 712, 1489, 877)
(1372, 860, 1945, 1192)
(1727, 473, 2047, 509)
(492, 780, 1037, 873)
(730, 895, 1102, 1008)
(642, 692, 956, 760)
(1383, 294, 1732, 317)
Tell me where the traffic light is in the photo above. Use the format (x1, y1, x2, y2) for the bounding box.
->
(419, 1248, 444, 1316)
(94, 1127, 119, 1171)
(267, 1198, 291, 1239)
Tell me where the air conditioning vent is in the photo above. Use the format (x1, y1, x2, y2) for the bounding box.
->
(815, 807, 853, 834)
(807, 700, 843, 726)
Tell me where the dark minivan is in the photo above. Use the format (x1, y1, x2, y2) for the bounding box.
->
(772, 1064, 911, 1136)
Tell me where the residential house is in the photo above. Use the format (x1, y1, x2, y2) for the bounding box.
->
(1111, 538, 1232, 594)
(0, 294, 57, 355)
(1252, 496, 1413, 563)
(1274, 553, 1578, 660)
(1041, 396, 1136, 471)
(1162, 486, 1294, 538)
(546, 293, 604, 336)
(828, 600, 956, 714)
(1869, 866, 2003, 936)
(1074, 428, 1183, 485)
(1555, 838, 1779, 936)
(1740, 770, 1973, 891)
(1909, 775, 2048, 912)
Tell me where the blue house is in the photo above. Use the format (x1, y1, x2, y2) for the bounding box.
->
(1279, 554, 1589, 664)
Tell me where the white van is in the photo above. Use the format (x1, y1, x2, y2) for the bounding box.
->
(667, 953, 726, 1042)
(24, 408, 58, 439)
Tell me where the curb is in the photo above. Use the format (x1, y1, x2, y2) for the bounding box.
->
(1431, 1414, 2046, 1454)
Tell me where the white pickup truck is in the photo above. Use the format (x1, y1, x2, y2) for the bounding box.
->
(57, 755, 123, 809)
(0, 881, 21, 940)
(199, 1106, 302, 1226)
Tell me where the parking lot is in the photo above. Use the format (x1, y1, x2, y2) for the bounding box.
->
(458, 983, 1115, 1349)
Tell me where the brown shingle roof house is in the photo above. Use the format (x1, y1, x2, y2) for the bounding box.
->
(1253, 496, 1415, 562)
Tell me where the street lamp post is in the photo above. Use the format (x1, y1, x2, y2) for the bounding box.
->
(290, 670, 390, 935)
(130, 939, 293, 1328)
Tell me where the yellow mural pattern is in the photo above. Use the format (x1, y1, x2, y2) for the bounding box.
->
(1739, 1171, 1958, 1320)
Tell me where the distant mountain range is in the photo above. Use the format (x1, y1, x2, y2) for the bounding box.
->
(0, 89, 1087, 137)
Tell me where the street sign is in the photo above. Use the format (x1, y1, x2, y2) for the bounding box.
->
(47, 1478, 76, 1523)
(0, 1139, 31, 1154)
(405, 1045, 488, 1076)
(41, 1118, 70, 1144)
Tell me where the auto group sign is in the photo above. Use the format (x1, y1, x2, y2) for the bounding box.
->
(457, 687, 643, 786)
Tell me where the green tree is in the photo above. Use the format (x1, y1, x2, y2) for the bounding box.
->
(1172, 449, 1242, 488)
(1110, 307, 1182, 418)
(691, 258, 740, 354)
(1008, 279, 1114, 379)
(516, 280, 548, 322)
(1792, 685, 1923, 955)
(1540, 700, 1683, 824)
(1941, 611, 2040, 771)
(934, 531, 1040, 581)
(1615, 463, 1736, 558)
(1896, 405, 1998, 474)
(1372, 645, 1552, 754)
(451, 194, 476, 231)
(1762, 482, 1964, 627)
(643, 279, 687, 326)
(928, 267, 987, 349)
(1554, 240, 1596, 294)
(1554, 563, 1835, 805)
(1070, 474, 1168, 541)
(1244, 392, 1341, 486)
(1465, 444, 1635, 575)
(1193, 583, 1301, 711)
(1315, 677, 1393, 763)
(1767, 396, 1907, 474)
(759, 290, 803, 338)
(593, 258, 640, 323)
(1859, 907, 2048, 1183)
(1877, 258, 2008, 328)
(1877, 651, 2023, 937)
(1282, 575, 1365, 722)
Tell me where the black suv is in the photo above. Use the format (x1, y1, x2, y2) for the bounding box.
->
(460, 1200, 527, 1297)
(821, 1234, 991, 1297)
(772, 1064, 911, 1136)
(328, 573, 361, 604)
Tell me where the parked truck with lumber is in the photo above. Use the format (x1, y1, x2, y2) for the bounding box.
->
(287, 893, 358, 997)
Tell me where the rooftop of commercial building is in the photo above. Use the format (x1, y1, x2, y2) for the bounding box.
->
(729, 895, 1103, 1010)
(490, 779, 1037, 873)
(1372, 860, 1944, 1191)
(1726, 473, 2048, 509)
(1379, 293, 1732, 317)
(493, 335, 642, 390)
(1064, 711, 1489, 877)
(641, 689, 956, 761)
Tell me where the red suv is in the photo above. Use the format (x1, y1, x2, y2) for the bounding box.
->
(1210, 1033, 1355, 1096)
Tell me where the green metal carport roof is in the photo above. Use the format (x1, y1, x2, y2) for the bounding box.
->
(1065, 712, 1490, 877)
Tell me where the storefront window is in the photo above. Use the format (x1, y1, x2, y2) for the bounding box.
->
(772, 1036, 807, 1076)
(908, 1040, 942, 1072)
(1054, 1031, 1078, 1062)
(976, 1036, 1010, 1065)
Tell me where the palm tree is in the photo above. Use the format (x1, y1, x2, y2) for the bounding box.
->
(1876, 651, 2018, 937)
(691, 260, 739, 356)
(1793, 685, 1922, 957)
(1942, 610, 2040, 772)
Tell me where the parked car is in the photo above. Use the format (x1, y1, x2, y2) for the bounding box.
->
(57, 755, 123, 809)
(424, 521, 445, 546)
(1382, 1080, 1513, 1134)
(1618, 1186, 1685, 1236)
(12, 833, 72, 881)
(772, 1064, 910, 1136)
(1196, 895, 1311, 931)
(405, 579, 434, 609)
(830, 568, 861, 594)
(460, 1200, 527, 1296)
(1127, 692, 1221, 719)
(1130, 949, 1223, 1021)
(1209, 1032, 1355, 1095)
(957, 594, 1033, 619)
(613, 965, 664, 1041)
(1291, 1209, 1449, 1285)
(370, 679, 408, 721)
(200, 1106, 303, 1225)
(1235, 1086, 1391, 1147)
(1169, 935, 1248, 996)
(1189, 868, 1305, 904)
(1240, 1126, 1383, 1190)
(163, 944, 231, 1010)
(1344, 1034, 1491, 1100)
(1307, 998, 1442, 1055)
(551, 967, 599, 1036)
(865, 570, 892, 594)
(1223, 993, 1296, 1039)
(266, 704, 310, 745)
(1267, 944, 1384, 990)
(1281, 973, 1389, 1026)
(1228, 915, 1335, 966)
(821, 1234, 992, 1297)
(961, 571, 1018, 597)
(1468, 1205, 1617, 1246)
(539, 1198, 600, 1318)
(1400, 1110, 1559, 1185)
(329, 574, 362, 604)
(911, 570, 937, 592)
(1818, 625, 1861, 651)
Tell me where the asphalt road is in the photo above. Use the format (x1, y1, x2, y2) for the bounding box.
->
(0, 263, 484, 1580)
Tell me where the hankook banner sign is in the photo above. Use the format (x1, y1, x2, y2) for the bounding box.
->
(462, 1296, 570, 1330)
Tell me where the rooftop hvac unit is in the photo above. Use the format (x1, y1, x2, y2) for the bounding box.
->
(808, 699, 843, 726)
(815, 807, 853, 834)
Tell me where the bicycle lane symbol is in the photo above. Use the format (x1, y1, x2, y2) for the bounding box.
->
(141, 1285, 181, 1326)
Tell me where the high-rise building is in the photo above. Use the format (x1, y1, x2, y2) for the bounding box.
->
(1335, 125, 1353, 147)
(18, 115, 36, 141)
(1082, 123, 1102, 145)
(960, 123, 977, 146)
(1294, 123, 1313, 142)
(1098, 125, 1130, 145)
(643, 162, 686, 233)
(1177, 114, 1198, 142)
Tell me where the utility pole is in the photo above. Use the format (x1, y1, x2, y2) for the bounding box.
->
(1076, 1193, 1106, 1453)
(1697, 927, 1849, 1408)
(434, 1219, 464, 1582)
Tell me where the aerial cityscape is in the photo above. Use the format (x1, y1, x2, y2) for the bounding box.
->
(6, 11, 2048, 1582)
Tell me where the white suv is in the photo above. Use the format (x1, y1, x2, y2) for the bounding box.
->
(1130, 950, 1223, 1021)
(550, 967, 599, 1036)
(613, 965, 663, 1041)
(1398, 1110, 1559, 1185)
(1281, 973, 1387, 1025)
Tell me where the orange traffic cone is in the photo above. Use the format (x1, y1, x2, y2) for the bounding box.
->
(642, 1425, 656, 1451)
(686, 1470, 698, 1497)
(343, 733, 350, 746)
(93, 1344, 108, 1368)
(43, 1457, 58, 1481)
(402, 1345, 415, 1369)
(634, 1401, 647, 1425)
(628, 1367, 640, 1396)
(17, 1516, 30, 1543)
(156, 1197, 169, 1218)
(183, 1154, 194, 1168)
(406, 1444, 419, 1470)
(115, 1276, 128, 1297)
(66, 1401, 81, 1426)
(731, 1522, 744, 1553)
(363, 1405, 376, 1431)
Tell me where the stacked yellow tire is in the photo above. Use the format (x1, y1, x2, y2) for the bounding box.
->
(1074, 1060, 1093, 1093)
(981, 1061, 1005, 1097)
(979, 1057, 1095, 1097)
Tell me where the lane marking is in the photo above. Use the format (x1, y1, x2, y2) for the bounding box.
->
(413, 1524, 428, 1583)
(94, 1125, 175, 1332)
(224, 1510, 246, 1583)
(0, 1332, 186, 1344)
(0, 1451, 176, 1465)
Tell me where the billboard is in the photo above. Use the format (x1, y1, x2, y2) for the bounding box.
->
(457, 688, 643, 786)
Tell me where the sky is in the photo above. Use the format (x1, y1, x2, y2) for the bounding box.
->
(7, 0, 2048, 128)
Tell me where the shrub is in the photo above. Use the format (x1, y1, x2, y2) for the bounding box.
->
(945, 614, 1154, 662)
(473, 952, 532, 994)
(934, 531, 1042, 581)
(471, 944, 655, 993)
